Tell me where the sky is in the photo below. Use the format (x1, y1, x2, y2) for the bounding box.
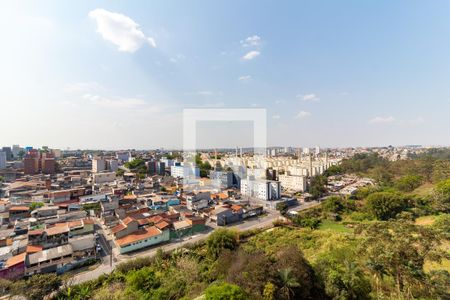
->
(0, 1, 450, 150)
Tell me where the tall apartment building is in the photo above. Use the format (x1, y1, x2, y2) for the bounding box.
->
(278, 174, 307, 192)
(170, 164, 200, 178)
(1, 147, 12, 161)
(92, 158, 106, 173)
(209, 170, 233, 189)
(23, 150, 56, 175)
(240, 178, 281, 200)
(12, 145, 22, 159)
(0, 151, 6, 170)
(92, 157, 119, 173)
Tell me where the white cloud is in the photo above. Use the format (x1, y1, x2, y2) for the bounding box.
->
(369, 116, 395, 124)
(240, 35, 261, 47)
(82, 94, 160, 111)
(238, 75, 251, 81)
(89, 8, 156, 53)
(169, 54, 186, 63)
(297, 93, 320, 102)
(242, 51, 260, 60)
(272, 114, 281, 119)
(295, 111, 312, 119)
(64, 82, 106, 93)
(194, 91, 214, 96)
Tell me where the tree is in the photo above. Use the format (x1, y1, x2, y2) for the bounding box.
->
(278, 268, 300, 300)
(366, 192, 409, 220)
(323, 165, 342, 177)
(433, 179, 450, 213)
(223, 249, 277, 297)
(206, 229, 238, 259)
(395, 175, 423, 192)
(125, 266, 160, 297)
(315, 246, 371, 300)
(29, 201, 44, 211)
(274, 245, 322, 299)
(310, 175, 328, 199)
(276, 202, 288, 215)
(322, 196, 346, 214)
(205, 282, 248, 300)
(357, 221, 446, 298)
(24, 274, 62, 300)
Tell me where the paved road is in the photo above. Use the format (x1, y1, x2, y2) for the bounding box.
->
(71, 201, 321, 285)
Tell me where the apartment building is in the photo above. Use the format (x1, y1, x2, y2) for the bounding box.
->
(240, 179, 281, 200)
(278, 174, 307, 192)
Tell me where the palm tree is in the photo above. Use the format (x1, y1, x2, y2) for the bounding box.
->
(278, 268, 300, 300)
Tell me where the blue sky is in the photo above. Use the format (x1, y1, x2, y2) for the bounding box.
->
(0, 1, 449, 149)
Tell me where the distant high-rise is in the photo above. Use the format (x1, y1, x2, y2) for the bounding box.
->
(1, 147, 12, 161)
(0, 151, 6, 170)
(23, 149, 55, 175)
(92, 157, 106, 173)
(12, 145, 22, 159)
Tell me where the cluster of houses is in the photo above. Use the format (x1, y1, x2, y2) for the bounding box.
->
(0, 150, 272, 280)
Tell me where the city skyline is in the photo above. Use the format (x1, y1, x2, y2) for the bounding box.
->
(1, 1, 450, 149)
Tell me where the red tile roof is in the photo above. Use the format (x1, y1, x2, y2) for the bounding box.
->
(9, 206, 29, 212)
(122, 217, 135, 225)
(6, 253, 26, 267)
(111, 223, 126, 234)
(115, 226, 161, 247)
(155, 221, 170, 230)
(26, 245, 43, 253)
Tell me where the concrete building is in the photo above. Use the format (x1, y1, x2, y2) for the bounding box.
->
(0, 151, 6, 170)
(116, 152, 131, 162)
(106, 159, 118, 172)
(115, 226, 170, 254)
(240, 179, 281, 200)
(170, 164, 200, 178)
(186, 192, 210, 211)
(278, 174, 307, 192)
(93, 172, 116, 184)
(209, 170, 233, 189)
(1, 147, 12, 161)
(12, 145, 22, 159)
(92, 158, 105, 173)
(23, 150, 55, 175)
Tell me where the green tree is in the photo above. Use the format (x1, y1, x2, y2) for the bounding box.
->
(366, 192, 409, 220)
(322, 196, 346, 214)
(395, 175, 423, 192)
(276, 202, 288, 215)
(125, 266, 160, 295)
(310, 175, 328, 199)
(323, 165, 342, 177)
(206, 229, 238, 259)
(357, 221, 446, 298)
(315, 246, 371, 300)
(205, 282, 248, 300)
(433, 179, 450, 213)
(278, 268, 300, 300)
(29, 201, 44, 211)
(24, 274, 62, 300)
